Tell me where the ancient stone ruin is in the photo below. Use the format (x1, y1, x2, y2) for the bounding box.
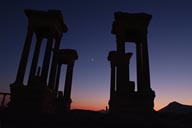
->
(7, 9, 155, 114)
(108, 12, 155, 113)
(8, 9, 78, 113)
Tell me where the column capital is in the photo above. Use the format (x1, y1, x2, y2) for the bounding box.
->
(108, 51, 118, 66)
(125, 52, 133, 59)
(25, 9, 68, 39)
(56, 49, 78, 65)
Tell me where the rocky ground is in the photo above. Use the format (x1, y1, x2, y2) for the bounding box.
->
(1, 108, 192, 128)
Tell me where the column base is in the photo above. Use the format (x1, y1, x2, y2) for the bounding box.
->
(56, 91, 72, 113)
(8, 84, 57, 113)
(56, 96, 72, 113)
(109, 90, 155, 113)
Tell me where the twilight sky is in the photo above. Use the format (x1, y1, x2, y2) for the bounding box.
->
(0, 0, 192, 111)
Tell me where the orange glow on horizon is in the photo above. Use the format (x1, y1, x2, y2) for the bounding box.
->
(71, 104, 106, 111)
(154, 105, 161, 111)
(71, 98, 163, 111)
(72, 103, 162, 111)
(71, 99, 108, 111)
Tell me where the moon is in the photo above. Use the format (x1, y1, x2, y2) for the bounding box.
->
(91, 58, 94, 62)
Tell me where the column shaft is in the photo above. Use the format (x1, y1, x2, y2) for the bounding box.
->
(110, 63, 116, 99)
(28, 35, 42, 85)
(117, 55, 131, 92)
(136, 42, 143, 92)
(124, 55, 130, 83)
(15, 26, 33, 85)
(41, 37, 53, 85)
(55, 64, 62, 92)
(116, 38, 126, 93)
(116, 58, 121, 93)
(116, 37, 125, 54)
(1, 94, 6, 107)
(142, 36, 151, 91)
(48, 38, 61, 89)
(64, 63, 74, 100)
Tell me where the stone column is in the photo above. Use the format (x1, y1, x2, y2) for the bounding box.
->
(48, 37, 61, 89)
(110, 62, 116, 99)
(125, 53, 132, 82)
(141, 35, 151, 91)
(54, 64, 62, 92)
(63, 62, 74, 110)
(1, 94, 6, 107)
(116, 37, 127, 93)
(136, 42, 143, 92)
(116, 37, 125, 54)
(41, 37, 53, 85)
(15, 26, 33, 85)
(28, 35, 43, 85)
(108, 51, 116, 99)
(108, 60, 116, 112)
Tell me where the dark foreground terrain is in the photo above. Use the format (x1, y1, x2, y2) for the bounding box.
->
(1, 108, 192, 128)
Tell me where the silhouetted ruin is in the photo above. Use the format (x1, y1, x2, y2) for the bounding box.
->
(1, 9, 192, 128)
(6, 10, 155, 114)
(0, 92, 10, 108)
(8, 9, 78, 113)
(108, 12, 155, 113)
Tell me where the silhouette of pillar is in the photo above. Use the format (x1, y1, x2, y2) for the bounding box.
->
(125, 52, 133, 83)
(108, 51, 117, 100)
(41, 37, 53, 85)
(54, 64, 62, 92)
(136, 36, 151, 92)
(110, 63, 115, 98)
(117, 37, 125, 91)
(116, 38, 126, 93)
(142, 36, 151, 91)
(14, 26, 33, 85)
(136, 42, 143, 92)
(117, 49, 133, 94)
(0, 93, 9, 107)
(55, 49, 78, 111)
(116, 52, 133, 93)
(28, 35, 43, 85)
(63, 63, 74, 110)
(116, 37, 125, 54)
(48, 37, 62, 90)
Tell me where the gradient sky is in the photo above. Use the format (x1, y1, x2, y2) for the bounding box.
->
(0, 0, 192, 111)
